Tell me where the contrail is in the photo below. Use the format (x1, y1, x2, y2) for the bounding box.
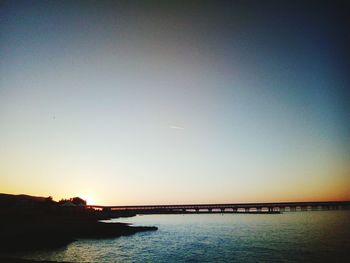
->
(170, 125, 185, 130)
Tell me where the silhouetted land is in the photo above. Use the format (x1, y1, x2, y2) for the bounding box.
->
(0, 193, 157, 262)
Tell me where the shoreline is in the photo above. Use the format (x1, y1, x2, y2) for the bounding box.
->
(0, 193, 157, 262)
(1, 218, 157, 253)
(0, 219, 157, 263)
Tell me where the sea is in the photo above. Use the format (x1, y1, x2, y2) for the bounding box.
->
(15, 211, 350, 262)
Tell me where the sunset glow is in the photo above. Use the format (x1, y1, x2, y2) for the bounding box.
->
(0, 1, 349, 205)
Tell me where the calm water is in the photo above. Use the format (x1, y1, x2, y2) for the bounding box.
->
(18, 211, 350, 262)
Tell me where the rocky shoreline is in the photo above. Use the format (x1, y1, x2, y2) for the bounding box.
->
(0, 193, 157, 262)
(1, 217, 157, 253)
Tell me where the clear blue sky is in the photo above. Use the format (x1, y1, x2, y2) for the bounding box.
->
(1, 1, 349, 205)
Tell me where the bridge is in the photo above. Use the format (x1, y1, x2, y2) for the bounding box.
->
(88, 200, 350, 214)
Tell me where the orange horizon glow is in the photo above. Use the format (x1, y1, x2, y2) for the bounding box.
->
(1, 1, 349, 208)
(1, 189, 349, 206)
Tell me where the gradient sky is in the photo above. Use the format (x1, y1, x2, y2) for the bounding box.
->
(1, 0, 349, 205)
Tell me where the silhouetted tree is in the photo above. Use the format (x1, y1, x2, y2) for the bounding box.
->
(58, 197, 86, 206)
(70, 197, 86, 206)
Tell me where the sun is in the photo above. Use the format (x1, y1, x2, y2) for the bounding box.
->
(78, 194, 97, 205)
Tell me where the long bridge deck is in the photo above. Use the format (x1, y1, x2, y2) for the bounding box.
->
(88, 201, 350, 214)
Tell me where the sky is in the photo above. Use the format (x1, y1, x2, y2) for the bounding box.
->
(1, 0, 349, 205)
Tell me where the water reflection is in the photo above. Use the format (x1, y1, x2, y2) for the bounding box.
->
(19, 211, 350, 262)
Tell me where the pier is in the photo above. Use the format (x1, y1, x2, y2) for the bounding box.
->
(88, 200, 350, 215)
